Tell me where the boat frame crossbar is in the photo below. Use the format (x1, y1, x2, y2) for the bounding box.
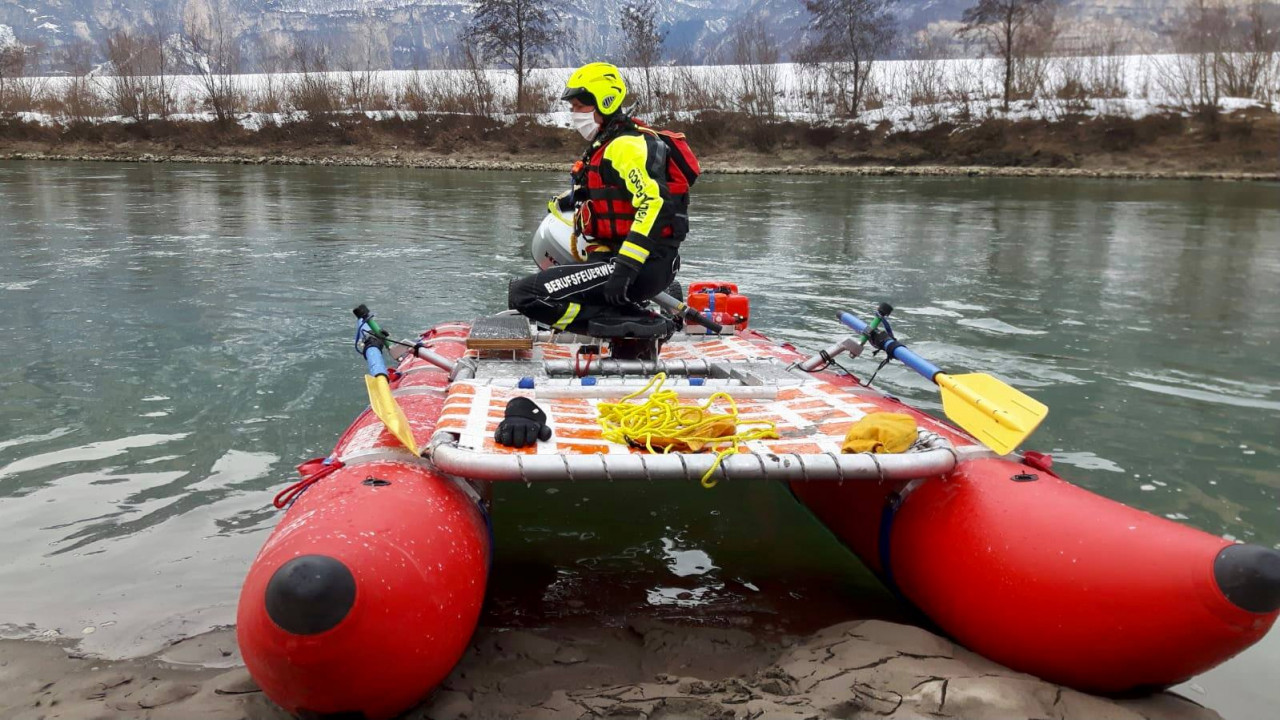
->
(534, 385, 779, 400)
(427, 430, 958, 483)
(544, 359, 721, 377)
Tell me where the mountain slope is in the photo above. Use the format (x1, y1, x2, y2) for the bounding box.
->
(0, 0, 1198, 72)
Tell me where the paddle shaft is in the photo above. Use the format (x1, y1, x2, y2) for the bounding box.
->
(838, 312, 941, 381)
(362, 339, 389, 377)
(653, 292, 725, 334)
(799, 304, 894, 372)
(354, 306, 390, 377)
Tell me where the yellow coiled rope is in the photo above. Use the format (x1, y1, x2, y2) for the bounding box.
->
(597, 373, 779, 488)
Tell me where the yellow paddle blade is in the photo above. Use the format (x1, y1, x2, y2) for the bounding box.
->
(936, 373, 1048, 455)
(364, 374, 418, 455)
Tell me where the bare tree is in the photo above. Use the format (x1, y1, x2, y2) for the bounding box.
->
(289, 39, 342, 118)
(901, 34, 952, 123)
(620, 0, 666, 106)
(667, 50, 732, 112)
(184, 0, 243, 123)
(959, 0, 1057, 110)
(1154, 0, 1227, 113)
(248, 35, 289, 113)
(730, 18, 780, 119)
(103, 30, 159, 121)
(1046, 20, 1129, 118)
(11, 41, 49, 112)
(1082, 23, 1129, 100)
(399, 66, 434, 112)
(0, 42, 29, 113)
(1216, 0, 1279, 100)
(339, 11, 384, 111)
(1154, 0, 1280, 111)
(460, 44, 498, 117)
(1015, 5, 1058, 100)
(149, 6, 178, 118)
(798, 0, 897, 117)
(56, 41, 107, 122)
(463, 0, 555, 112)
(398, 46, 498, 116)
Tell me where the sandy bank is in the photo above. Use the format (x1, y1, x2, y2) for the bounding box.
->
(0, 619, 1218, 720)
(2, 149, 1277, 182)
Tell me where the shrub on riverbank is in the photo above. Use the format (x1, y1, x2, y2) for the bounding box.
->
(1, 106, 1275, 174)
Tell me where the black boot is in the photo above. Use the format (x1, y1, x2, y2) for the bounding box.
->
(588, 312, 675, 361)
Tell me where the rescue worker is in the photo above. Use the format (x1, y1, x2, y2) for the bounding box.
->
(508, 62, 695, 333)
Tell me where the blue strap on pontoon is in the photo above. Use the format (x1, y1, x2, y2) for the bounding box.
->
(875, 491, 912, 604)
(838, 311, 941, 381)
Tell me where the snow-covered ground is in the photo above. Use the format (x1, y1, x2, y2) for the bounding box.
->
(4, 55, 1277, 133)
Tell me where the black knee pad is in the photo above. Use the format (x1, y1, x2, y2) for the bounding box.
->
(508, 276, 535, 311)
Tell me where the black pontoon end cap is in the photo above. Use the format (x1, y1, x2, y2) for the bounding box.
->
(265, 554, 357, 635)
(1214, 544, 1280, 614)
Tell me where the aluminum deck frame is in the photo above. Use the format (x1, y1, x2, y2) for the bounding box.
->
(426, 429, 959, 483)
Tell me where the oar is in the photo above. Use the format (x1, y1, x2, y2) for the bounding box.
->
(838, 310, 1048, 455)
(353, 305, 419, 455)
(652, 292, 724, 334)
(799, 302, 893, 371)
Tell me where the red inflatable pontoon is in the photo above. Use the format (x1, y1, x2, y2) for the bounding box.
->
(237, 332, 492, 719)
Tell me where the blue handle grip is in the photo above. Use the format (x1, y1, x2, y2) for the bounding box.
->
(355, 318, 389, 376)
(838, 311, 942, 382)
(364, 345, 388, 377)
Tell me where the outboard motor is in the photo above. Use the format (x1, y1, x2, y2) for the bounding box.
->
(531, 204, 587, 270)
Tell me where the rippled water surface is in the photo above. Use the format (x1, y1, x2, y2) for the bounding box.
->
(1, 161, 1277, 718)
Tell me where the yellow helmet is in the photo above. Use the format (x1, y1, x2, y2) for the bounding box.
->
(561, 62, 627, 115)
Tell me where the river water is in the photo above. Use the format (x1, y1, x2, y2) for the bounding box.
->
(1, 161, 1277, 717)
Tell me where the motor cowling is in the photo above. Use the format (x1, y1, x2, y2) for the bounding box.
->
(532, 204, 590, 270)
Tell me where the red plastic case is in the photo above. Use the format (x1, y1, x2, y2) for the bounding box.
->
(687, 281, 750, 331)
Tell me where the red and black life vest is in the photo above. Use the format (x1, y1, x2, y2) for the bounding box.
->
(572, 118, 700, 244)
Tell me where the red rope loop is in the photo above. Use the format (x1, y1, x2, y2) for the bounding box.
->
(573, 345, 596, 378)
(273, 459, 345, 509)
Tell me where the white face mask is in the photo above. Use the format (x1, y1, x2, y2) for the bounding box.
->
(571, 111, 600, 141)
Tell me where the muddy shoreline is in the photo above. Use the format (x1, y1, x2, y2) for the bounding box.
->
(4, 107, 1277, 180)
(0, 619, 1221, 720)
(3, 149, 1277, 182)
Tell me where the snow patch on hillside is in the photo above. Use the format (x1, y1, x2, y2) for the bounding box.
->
(0, 24, 19, 49)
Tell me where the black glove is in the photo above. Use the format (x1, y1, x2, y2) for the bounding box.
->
(602, 258, 641, 305)
(494, 397, 552, 447)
